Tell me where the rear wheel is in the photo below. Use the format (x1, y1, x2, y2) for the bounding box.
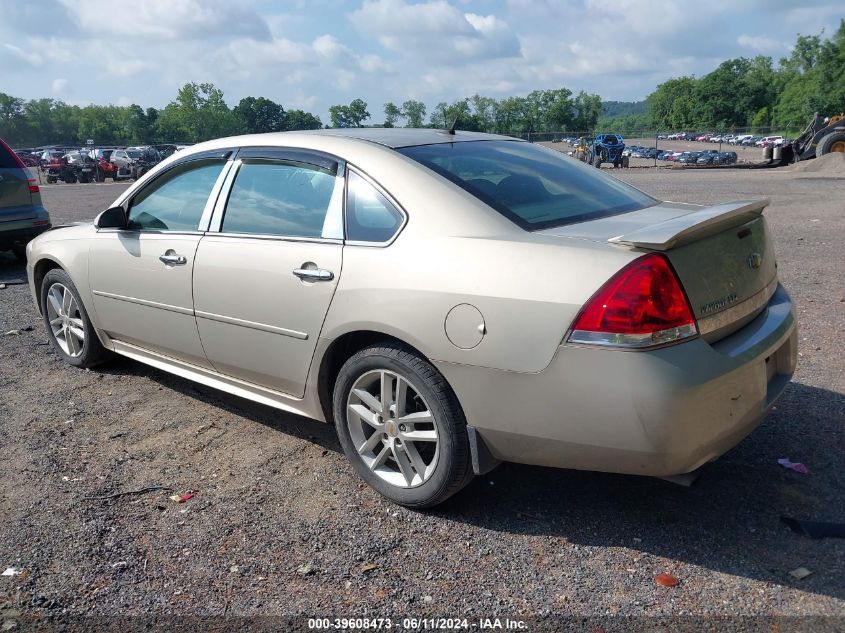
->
(40, 269, 111, 368)
(816, 132, 845, 158)
(333, 344, 472, 508)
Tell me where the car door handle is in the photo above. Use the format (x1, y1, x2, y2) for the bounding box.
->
(293, 267, 334, 282)
(159, 253, 187, 266)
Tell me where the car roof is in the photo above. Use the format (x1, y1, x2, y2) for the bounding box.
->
(295, 128, 516, 149)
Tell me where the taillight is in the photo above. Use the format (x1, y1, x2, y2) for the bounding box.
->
(1, 139, 39, 193)
(568, 253, 698, 349)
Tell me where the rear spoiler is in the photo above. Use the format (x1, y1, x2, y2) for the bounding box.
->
(608, 199, 769, 251)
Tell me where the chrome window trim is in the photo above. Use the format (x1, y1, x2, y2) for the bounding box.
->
(95, 228, 205, 236)
(198, 160, 235, 232)
(207, 158, 241, 232)
(202, 232, 343, 246)
(343, 164, 408, 247)
(321, 160, 346, 240)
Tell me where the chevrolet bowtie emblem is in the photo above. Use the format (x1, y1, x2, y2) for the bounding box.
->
(747, 252, 762, 269)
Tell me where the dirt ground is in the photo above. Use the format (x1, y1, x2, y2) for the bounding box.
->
(1, 166, 844, 630)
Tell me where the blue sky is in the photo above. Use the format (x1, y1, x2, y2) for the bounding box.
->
(1, 0, 842, 123)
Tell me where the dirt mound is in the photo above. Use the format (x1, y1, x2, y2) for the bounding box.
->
(789, 151, 845, 175)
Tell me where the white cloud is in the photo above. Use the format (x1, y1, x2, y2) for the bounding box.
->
(51, 78, 69, 95)
(58, 0, 271, 40)
(737, 34, 785, 54)
(350, 0, 521, 61)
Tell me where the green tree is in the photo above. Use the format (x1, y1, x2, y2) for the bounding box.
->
(571, 91, 602, 132)
(401, 100, 426, 127)
(234, 96, 286, 134)
(0, 93, 28, 145)
(285, 109, 322, 130)
(383, 102, 402, 127)
(155, 82, 239, 142)
(329, 98, 370, 128)
(468, 94, 498, 131)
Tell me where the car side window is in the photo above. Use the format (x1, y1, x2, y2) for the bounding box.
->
(221, 161, 337, 238)
(345, 170, 404, 243)
(128, 160, 225, 231)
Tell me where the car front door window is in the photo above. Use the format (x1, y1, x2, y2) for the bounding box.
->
(128, 160, 225, 231)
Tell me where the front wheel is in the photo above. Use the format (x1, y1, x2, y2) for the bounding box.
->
(40, 269, 111, 368)
(333, 344, 472, 508)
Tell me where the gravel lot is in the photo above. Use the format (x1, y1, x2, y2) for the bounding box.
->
(1, 168, 844, 630)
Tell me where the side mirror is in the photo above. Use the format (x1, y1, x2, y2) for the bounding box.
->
(94, 205, 127, 229)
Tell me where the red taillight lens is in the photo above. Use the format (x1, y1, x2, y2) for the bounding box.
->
(568, 253, 698, 348)
(28, 178, 39, 193)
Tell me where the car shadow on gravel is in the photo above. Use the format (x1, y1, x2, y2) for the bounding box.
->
(434, 382, 845, 600)
(95, 356, 343, 454)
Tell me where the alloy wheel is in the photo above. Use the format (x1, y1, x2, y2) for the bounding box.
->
(346, 369, 439, 488)
(45, 283, 85, 357)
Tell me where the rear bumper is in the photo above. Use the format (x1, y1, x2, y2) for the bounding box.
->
(436, 284, 797, 477)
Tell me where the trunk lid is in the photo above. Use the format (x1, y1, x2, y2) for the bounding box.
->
(540, 199, 778, 341)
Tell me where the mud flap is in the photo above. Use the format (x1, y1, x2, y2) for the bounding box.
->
(467, 425, 501, 475)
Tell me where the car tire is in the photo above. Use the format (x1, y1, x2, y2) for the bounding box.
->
(593, 155, 602, 168)
(333, 344, 473, 508)
(816, 132, 845, 158)
(40, 269, 111, 369)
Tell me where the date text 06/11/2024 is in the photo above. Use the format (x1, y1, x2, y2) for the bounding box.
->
(307, 617, 529, 630)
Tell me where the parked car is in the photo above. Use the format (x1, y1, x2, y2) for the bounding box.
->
(756, 136, 783, 147)
(677, 151, 702, 164)
(25, 129, 797, 507)
(696, 154, 716, 165)
(0, 137, 51, 260)
(15, 151, 39, 167)
(110, 148, 143, 179)
(39, 149, 65, 169)
(730, 135, 753, 145)
(716, 151, 738, 164)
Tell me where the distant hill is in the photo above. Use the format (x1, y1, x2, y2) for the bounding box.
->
(601, 100, 647, 117)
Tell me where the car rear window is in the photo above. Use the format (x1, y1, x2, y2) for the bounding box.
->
(397, 140, 656, 230)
